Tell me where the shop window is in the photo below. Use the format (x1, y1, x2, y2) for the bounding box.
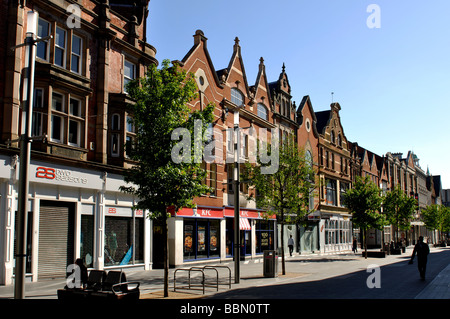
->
(104, 216, 144, 266)
(81, 215, 94, 268)
(183, 219, 220, 260)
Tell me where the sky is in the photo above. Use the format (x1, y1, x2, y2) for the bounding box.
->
(146, 0, 450, 189)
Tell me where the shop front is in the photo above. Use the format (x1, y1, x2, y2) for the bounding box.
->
(0, 155, 152, 286)
(319, 213, 353, 254)
(167, 206, 276, 267)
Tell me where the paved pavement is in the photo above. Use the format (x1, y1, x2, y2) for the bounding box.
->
(0, 246, 448, 300)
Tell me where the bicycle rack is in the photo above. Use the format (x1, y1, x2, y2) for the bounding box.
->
(173, 265, 232, 294)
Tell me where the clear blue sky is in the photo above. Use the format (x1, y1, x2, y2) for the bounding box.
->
(146, 0, 450, 189)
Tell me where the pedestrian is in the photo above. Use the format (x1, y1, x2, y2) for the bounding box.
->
(409, 236, 430, 280)
(352, 237, 358, 253)
(75, 258, 88, 288)
(288, 235, 294, 257)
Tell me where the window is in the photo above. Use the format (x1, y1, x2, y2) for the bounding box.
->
(32, 88, 44, 137)
(257, 103, 268, 120)
(231, 88, 244, 107)
(184, 219, 220, 260)
(37, 18, 50, 61)
(55, 27, 67, 67)
(68, 98, 82, 146)
(37, 19, 84, 74)
(71, 34, 82, 73)
(124, 60, 136, 93)
(340, 182, 348, 207)
(105, 216, 144, 266)
(111, 114, 120, 157)
(125, 115, 135, 158)
(326, 179, 337, 206)
(50, 92, 85, 147)
(51, 93, 65, 142)
(210, 163, 217, 196)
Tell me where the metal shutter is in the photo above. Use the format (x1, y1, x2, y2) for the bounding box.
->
(38, 205, 74, 279)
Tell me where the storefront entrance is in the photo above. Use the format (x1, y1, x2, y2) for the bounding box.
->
(38, 201, 75, 279)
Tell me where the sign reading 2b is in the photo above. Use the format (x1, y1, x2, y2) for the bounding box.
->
(35, 166, 56, 179)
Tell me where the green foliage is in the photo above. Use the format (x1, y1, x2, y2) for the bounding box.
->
(421, 204, 450, 235)
(242, 137, 316, 223)
(383, 185, 417, 236)
(343, 176, 385, 231)
(119, 59, 214, 217)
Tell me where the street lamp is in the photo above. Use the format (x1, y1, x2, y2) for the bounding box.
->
(233, 109, 240, 284)
(12, 11, 51, 299)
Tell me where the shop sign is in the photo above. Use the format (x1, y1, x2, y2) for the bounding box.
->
(176, 207, 223, 218)
(34, 166, 88, 184)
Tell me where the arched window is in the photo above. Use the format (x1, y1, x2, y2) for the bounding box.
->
(231, 88, 244, 107)
(257, 103, 268, 120)
(306, 150, 313, 168)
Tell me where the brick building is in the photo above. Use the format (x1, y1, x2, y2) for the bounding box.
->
(0, 0, 157, 285)
(166, 31, 277, 267)
(314, 102, 353, 253)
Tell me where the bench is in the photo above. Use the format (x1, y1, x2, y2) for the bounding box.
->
(57, 270, 140, 301)
(362, 251, 386, 258)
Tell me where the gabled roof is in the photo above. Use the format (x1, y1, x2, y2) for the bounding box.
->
(297, 95, 319, 138)
(251, 57, 273, 108)
(181, 30, 224, 89)
(314, 110, 331, 135)
(222, 37, 251, 98)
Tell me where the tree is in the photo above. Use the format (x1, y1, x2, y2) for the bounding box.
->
(242, 137, 315, 275)
(383, 185, 417, 245)
(343, 176, 385, 258)
(421, 204, 450, 244)
(120, 60, 214, 297)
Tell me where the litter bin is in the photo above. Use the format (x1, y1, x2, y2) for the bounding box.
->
(263, 250, 278, 278)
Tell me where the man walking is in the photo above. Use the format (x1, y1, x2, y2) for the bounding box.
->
(288, 235, 294, 257)
(409, 236, 430, 280)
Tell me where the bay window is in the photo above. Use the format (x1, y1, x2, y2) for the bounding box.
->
(50, 92, 85, 147)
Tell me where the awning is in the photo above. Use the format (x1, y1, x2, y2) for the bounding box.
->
(239, 218, 251, 231)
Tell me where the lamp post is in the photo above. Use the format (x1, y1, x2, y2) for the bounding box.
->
(233, 110, 240, 284)
(14, 10, 38, 299)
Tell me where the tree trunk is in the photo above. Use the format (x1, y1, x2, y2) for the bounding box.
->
(364, 228, 368, 259)
(163, 212, 169, 297)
